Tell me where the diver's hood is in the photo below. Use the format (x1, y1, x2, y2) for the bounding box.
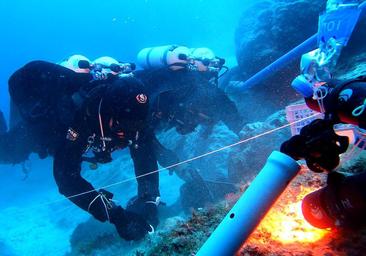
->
(84, 77, 149, 133)
(103, 77, 149, 121)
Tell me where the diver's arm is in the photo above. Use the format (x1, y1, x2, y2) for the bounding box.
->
(54, 139, 153, 240)
(128, 131, 161, 228)
(53, 139, 111, 222)
(216, 89, 244, 136)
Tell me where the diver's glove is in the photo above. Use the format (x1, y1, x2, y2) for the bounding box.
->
(281, 119, 349, 172)
(109, 206, 153, 241)
(126, 196, 163, 228)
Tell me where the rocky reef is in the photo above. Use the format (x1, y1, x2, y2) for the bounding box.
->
(223, 0, 366, 121)
(68, 156, 366, 255)
(141, 158, 366, 256)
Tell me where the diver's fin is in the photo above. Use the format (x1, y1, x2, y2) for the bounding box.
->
(0, 109, 7, 134)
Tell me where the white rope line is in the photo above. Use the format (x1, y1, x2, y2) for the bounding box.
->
(36, 112, 321, 208)
(202, 179, 237, 186)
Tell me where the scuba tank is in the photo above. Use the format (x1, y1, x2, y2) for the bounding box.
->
(302, 171, 366, 229)
(137, 45, 190, 71)
(137, 45, 226, 74)
(59, 54, 91, 74)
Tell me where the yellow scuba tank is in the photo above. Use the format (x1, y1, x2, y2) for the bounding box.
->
(137, 45, 190, 71)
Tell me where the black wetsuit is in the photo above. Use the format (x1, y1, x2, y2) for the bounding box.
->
(135, 68, 244, 136)
(0, 61, 159, 223)
(53, 117, 159, 222)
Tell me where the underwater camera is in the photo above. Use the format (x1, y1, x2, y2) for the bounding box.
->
(301, 172, 366, 229)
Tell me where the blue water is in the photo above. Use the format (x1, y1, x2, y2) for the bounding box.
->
(0, 1, 249, 255)
(0, 0, 246, 118)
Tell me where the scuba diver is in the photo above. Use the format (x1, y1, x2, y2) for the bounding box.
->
(134, 45, 242, 210)
(135, 45, 244, 137)
(71, 46, 242, 212)
(280, 76, 366, 229)
(1, 46, 241, 219)
(136, 68, 244, 136)
(0, 58, 159, 241)
(280, 0, 366, 229)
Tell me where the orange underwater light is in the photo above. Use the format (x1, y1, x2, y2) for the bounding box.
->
(247, 185, 330, 246)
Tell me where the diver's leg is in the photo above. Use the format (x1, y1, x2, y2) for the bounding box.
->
(129, 135, 160, 227)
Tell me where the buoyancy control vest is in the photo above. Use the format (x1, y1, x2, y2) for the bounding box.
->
(7, 61, 96, 157)
(8, 60, 93, 125)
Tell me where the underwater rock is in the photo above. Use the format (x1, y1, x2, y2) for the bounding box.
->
(144, 206, 228, 256)
(144, 158, 366, 256)
(335, 52, 366, 79)
(68, 218, 121, 255)
(235, 0, 325, 77)
(157, 123, 237, 180)
(228, 109, 291, 183)
(225, 0, 325, 121)
(179, 176, 236, 213)
(67, 214, 192, 255)
(157, 123, 238, 211)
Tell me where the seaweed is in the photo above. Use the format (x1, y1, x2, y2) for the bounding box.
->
(143, 206, 228, 256)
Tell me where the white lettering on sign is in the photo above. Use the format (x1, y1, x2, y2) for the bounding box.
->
(325, 20, 342, 32)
